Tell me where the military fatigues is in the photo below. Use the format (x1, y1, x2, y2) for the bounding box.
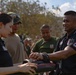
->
(55, 29, 76, 75)
(33, 37, 57, 53)
(0, 38, 13, 67)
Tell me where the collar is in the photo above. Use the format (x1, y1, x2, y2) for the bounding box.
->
(65, 29, 76, 39)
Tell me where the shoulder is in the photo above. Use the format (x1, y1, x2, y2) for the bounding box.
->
(36, 39, 43, 44)
(51, 37, 58, 42)
(34, 39, 43, 47)
(15, 34, 20, 39)
(15, 33, 20, 37)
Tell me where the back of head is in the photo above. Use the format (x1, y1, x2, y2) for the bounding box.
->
(0, 13, 12, 25)
(7, 12, 21, 25)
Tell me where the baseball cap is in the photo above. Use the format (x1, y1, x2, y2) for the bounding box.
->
(7, 12, 22, 25)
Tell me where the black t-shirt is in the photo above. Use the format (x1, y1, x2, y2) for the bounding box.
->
(0, 38, 13, 67)
(55, 29, 76, 73)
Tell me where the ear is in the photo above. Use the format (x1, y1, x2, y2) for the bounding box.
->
(0, 22, 3, 28)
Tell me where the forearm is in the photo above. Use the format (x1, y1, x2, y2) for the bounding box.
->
(0, 66, 19, 75)
(48, 47, 76, 61)
(13, 63, 22, 66)
(48, 50, 66, 61)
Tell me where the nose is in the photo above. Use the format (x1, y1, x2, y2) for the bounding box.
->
(15, 24, 19, 27)
(63, 22, 65, 27)
(44, 33, 47, 36)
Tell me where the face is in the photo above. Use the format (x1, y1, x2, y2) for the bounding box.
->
(63, 15, 76, 33)
(11, 23, 20, 33)
(41, 28, 51, 41)
(1, 21, 13, 37)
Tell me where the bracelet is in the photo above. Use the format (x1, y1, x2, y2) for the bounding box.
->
(42, 53, 50, 63)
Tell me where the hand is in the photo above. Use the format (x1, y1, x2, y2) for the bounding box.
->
(18, 62, 37, 75)
(29, 52, 43, 60)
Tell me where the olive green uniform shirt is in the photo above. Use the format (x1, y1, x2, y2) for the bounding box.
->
(32, 37, 57, 53)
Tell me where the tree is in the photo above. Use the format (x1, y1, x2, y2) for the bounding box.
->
(0, 0, 8, 12)
(2, 0, 63, 39)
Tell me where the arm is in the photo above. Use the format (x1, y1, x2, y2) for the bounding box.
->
(0, 63, 37, 75)
(29, 46, 76, 61)
(13, 63, 22, 66)
(49, 46, 76, 60)
(0, 65, 19, 74)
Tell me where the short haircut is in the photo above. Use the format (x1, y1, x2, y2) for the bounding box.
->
(64, 10, 76, 16)
(40, 24, 50, 30)
(0, 13, 12, 25)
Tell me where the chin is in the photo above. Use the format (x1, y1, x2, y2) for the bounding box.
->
(45, 39, 49, 41)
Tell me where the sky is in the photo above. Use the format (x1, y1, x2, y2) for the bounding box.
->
(24, 0, 76, 16)
(48, 0, 76, 16)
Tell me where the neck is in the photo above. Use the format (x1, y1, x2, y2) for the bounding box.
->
(9, 32, 15, 36)
(67, 29, 76, 36)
